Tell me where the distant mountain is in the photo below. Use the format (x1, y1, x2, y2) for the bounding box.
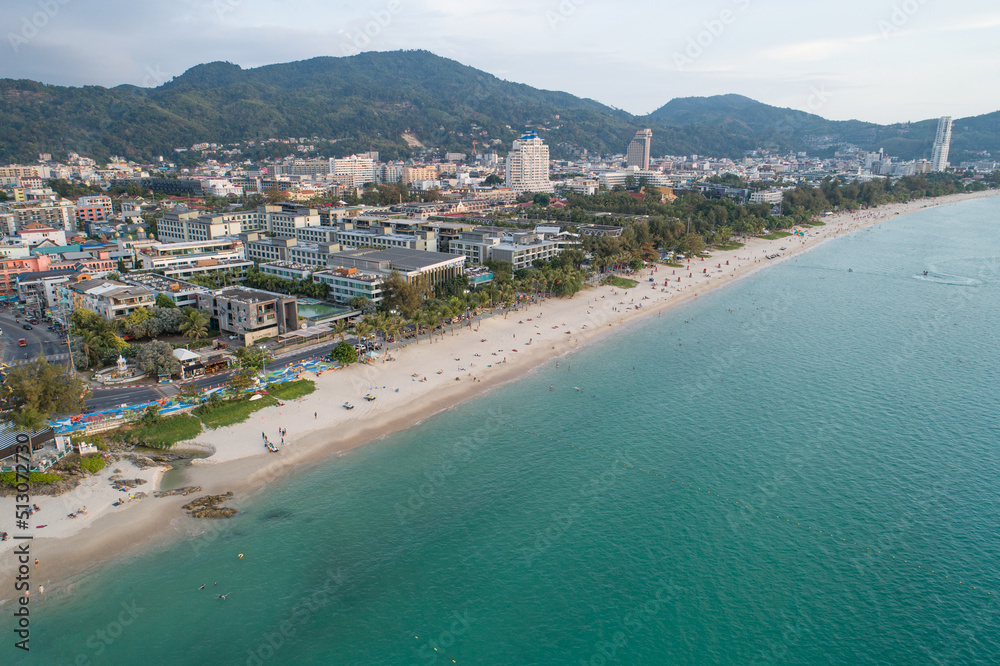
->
(0, 51, 996, 164)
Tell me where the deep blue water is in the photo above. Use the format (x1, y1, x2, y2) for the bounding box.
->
(10, 197, 1000, 665)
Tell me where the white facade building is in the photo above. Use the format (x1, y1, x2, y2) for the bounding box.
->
(931, 116, 953, 172)
(505, 133, 554, 193)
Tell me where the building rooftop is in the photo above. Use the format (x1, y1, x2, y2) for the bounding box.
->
(122, 273, 208, 293)
(335, 247, 462, 271)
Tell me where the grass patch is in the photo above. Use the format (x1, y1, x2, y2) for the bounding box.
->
(195, 396, 277, 429)
(1, 471, 63, 486)
(602, 276, 640, 289)
(80, 455, 107, 473)
(761, 231, 793, 240)
(267, 380, 316, 401)
(664, 261, 684, 268)
(806, 221, 826, 227)
(128, 414, 203, 448)
(713, 242, 745, 251)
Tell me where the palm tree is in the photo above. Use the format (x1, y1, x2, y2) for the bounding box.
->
(179, 309, 209, 345)
(333, 319, 348, 343)
(77, 330, 100, 369)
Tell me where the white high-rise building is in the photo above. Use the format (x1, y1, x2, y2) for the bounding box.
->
(931, 116, 953, 172)
(626, 129, 652, 170)
(505, 132, 554, 193)
(332, 155, 377, 187)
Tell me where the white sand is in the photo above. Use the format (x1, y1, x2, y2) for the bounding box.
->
(1, 189, 995, 592)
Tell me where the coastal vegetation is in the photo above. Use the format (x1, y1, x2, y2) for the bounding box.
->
(80, 455, 107, 474)
(267, 380, 316, 401)
(0, 357, 89, 431)
(603, 277, 639, 289)
(125, 414, 203, 449)
(1, 471, 62, 487)
(194, 396, 277, 430)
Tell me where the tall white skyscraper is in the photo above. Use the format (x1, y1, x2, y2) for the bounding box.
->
(626, 129, 653, 171)
(505, 132, 553, 193)
(931, 116, 953, 172)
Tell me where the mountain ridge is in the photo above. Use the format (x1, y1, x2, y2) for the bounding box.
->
(0, 50, 995, 164)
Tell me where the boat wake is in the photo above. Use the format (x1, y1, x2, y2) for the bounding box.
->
(912, 272, 982, 287)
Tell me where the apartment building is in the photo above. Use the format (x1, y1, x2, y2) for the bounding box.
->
(312, 268, 385, 305)
(334, 224, 436, 252)
(505, 133, 554, 193)
(156, 204, 318, 242)
(138, 239, 253, 280)
(0, 199, 76, 232)
(121, 273, 208, 309)
(59, 277, 155, 320)
(74, 195, 114, 230)
(450, 228, 561, 270)
(197, 286, 299, 345)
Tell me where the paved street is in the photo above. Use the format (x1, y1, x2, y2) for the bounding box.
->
(82, 340, 341, 413)
(0, 309, 67, 365)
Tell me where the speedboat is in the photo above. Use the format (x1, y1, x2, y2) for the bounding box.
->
(343, 402, 355, 410)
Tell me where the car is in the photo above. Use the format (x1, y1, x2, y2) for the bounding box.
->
(18, 339, 27, 347)
(22, 324, 32, 330)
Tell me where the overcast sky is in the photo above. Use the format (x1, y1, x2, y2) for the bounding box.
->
(2, 0, 998, 124)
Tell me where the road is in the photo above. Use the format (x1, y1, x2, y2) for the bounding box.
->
(83, 340, 342, 413)
(0, 309, 68, 365)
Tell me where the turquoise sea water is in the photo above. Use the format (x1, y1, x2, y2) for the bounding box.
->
(11, 198, 1000, 665)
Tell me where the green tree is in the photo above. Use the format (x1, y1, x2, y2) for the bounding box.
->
(235, 346, 272, 373)
(155, 293, 177, 309)
(135, 340, 180, 377)
(226, 367, 257, 399)
(179, 308, 210, 344)
(1, 357, 89, 427)
(330, 341, 358, 365)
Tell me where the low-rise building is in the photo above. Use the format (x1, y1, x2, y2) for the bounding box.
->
(58, 277, 155, 320)
(139, 238, 252, 281)
(450, 227, 562, 270)
(197, 287, 299, 345)
(120, 273, 208, 309)
(327, 248, 466, 288)
(311, 267, 385, 305)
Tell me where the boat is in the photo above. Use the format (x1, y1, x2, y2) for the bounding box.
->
(343, 402, 355, 410)
(923, 270, 929, 276)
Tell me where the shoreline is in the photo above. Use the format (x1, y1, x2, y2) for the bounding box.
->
(2, 188, 997, 599)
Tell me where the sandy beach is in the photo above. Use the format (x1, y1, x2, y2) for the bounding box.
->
(2, 188, 996, 598)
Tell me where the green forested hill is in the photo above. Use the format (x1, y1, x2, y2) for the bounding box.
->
(0, 51, 995, 164)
